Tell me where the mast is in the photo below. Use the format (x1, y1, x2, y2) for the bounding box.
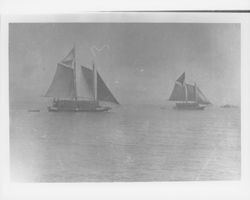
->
(184, 83, 188, 103)
(194, 82, 197, 103)
(92, 61, 97, 101)
(73, 45, 78, 101)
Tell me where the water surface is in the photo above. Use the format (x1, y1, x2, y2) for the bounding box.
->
(10, 104, 240, 182)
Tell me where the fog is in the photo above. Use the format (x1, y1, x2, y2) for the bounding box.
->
(9, 23, 240, 107)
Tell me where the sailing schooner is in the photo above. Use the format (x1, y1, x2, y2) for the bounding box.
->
(169, 72, 211, 110)
(45, 47, 119, 112)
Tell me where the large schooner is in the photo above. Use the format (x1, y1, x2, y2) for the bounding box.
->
(169, 72, 211, 110)
(45, 47, 119, 112)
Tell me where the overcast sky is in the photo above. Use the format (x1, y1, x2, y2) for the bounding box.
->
(9, 23, 240, 106)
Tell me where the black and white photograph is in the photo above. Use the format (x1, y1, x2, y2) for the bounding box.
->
(1, 9, 250, 200)
(8, 19, 241, 182)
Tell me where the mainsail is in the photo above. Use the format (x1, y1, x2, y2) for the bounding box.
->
(81, 66, 119, 104)
(169, 72, 210, 104)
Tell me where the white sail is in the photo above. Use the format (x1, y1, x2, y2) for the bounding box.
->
(97, 71, 119, 104)
(78, 65, 95, 100)
(45, 63, 76, 99)
(81, 66, 119, 104)
(61, 47, 75, 67)
(45, 47, 77, 99)
(169, 83, 186, 101)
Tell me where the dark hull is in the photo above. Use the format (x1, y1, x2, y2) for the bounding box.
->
(48, 100, 111, 112)
(48, 106, 111, 112)
(174, 102, 206, 110)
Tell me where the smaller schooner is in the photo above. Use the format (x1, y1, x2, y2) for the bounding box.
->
(169, 72, 211, 110)
(45, 47, 119, 112)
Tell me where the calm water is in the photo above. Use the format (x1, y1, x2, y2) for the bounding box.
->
(10, 104, 240, 182)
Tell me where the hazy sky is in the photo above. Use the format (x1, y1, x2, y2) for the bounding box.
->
(9, 23, 240, 106)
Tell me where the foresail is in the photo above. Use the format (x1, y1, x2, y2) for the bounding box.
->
(196, 87, 211, 104)
(45, 63, 76, 99)
(61, 47, 75, 68)
(169, 83, 186, 101)
(97, 72, 119, 104)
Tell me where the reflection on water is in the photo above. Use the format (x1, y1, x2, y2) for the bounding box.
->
(10, 105, 240, 182)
